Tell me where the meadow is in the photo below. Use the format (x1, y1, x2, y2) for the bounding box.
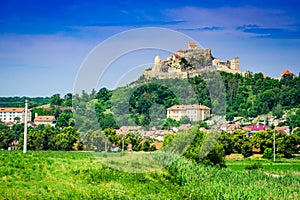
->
(0, 151, 300, 199)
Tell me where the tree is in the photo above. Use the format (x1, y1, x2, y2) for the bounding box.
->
(63, 93, 73, 107)
(219, 131, 234, 155)
(180, 115, 191, 124)
(293, 128, 300, 137)
(99, 113, 118, 129)
(96, 88, 112, 101)
(81, 130, 107, 151)
(141, 137, 156, 151)
(202, 142, 226, 167)
(162, 118, 180, 130)
(50, 94, 63, 107)
(272, 104, 284, 119)
(19, 125, 57, 150)
(56, 110, 74, 128)
(52, 126, 79, 151)
(226, 113, 234, 122)
(277, 134, 299, 158)
(286, 109, 300, 129)
(230, 130, 250, 153)
(183, 126, 226, 167)
(11, 123, 24, 140)
(251, 129, 275, 153)
(162, 134, 175, 147)
(14, 116, 21, 123)
(198, 121, 210, 129)
(241, 142, 253, 158)
(0, 123, 14, 149)
(263, 148, 273, 159)
(125, 132, 143, 151)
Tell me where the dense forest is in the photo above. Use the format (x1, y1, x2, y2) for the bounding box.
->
(220, 71, 300, 120)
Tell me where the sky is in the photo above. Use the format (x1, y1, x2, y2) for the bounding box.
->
(0, 0, 300, 97)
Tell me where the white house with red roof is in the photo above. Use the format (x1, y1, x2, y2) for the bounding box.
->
(34, 115, 56, 127)
(0, 107, 31, 124)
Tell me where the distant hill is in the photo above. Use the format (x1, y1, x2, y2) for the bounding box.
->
(0, 97, 50, 108)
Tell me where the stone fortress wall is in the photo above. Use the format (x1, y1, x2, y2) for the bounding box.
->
(144, 42, 240, 80)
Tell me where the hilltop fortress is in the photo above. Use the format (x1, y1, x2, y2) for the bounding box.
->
(143, 42, 240, 80)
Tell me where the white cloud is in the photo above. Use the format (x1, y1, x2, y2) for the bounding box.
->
(164, 6, 295, 35)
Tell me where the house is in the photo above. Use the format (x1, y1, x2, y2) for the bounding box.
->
(0, 107, 31, 124)
(34, 115, 56, 127)
(281, 69, 293, 76)
(28, 121, 37, 128)
(242, 124, 268, 137)
(275, 126, 290, 134)
(8, 140, 18, 150)
(167, 104, 211, 122)
(117, 126, 142, 135)
(219, 124, 241, 132)
(172, 124, 192, 132)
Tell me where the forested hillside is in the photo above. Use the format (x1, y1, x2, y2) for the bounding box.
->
(220, 71, 300, 120)
(106, 71, 300, 127)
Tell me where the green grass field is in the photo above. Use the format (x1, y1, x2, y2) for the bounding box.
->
(0, 151, 300, 199)
(226, 154, 300, 172)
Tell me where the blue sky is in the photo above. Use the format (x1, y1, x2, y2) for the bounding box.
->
(0, 0, 299, 96)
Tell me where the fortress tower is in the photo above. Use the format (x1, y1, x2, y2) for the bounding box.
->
(229, 57, 240, 71)
(188, 41, 197, 50)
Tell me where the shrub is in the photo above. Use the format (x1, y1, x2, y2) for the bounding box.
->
(241, 142, 253, 158)
(245, 163, 263, 170)
(263, 148, 273, 159)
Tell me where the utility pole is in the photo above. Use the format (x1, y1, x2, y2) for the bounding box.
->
(273, 130, 276, 162)
(122, 137, 124, 152)
(105, 140, 108, 152)
(23, 100, 28, 154)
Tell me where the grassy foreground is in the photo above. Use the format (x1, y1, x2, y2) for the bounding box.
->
(0, 151, 300, 199)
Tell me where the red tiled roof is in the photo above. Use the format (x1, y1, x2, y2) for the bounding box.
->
(275, 126, 289, 134)
(167, 104, 210, 110)
(242, 126, 252, 132)
(117, 126, 142, 135)
(173, 53, 180, 58)
(34, 116, 55, 122)
(188, 41, 197, 46)
(0, 108, 25, 112)
(221, 124, 240, 131)
(252, 125, 268, 131)
(177, 49, 184, 52)
(282, 69, 292, 75)
(243, 125, 268, 131)
(6, 121, 14, 125)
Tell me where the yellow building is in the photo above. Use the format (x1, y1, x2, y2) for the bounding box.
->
(167, 104, 211, 122)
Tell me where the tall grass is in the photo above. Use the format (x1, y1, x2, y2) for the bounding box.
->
(0, 151, 299, 199)
(154, 152, 300, 199)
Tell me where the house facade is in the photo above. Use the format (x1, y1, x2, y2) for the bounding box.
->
(0, 107, 32, 124)
(34, 116, 56, 127)
(167, 104, 211, 122)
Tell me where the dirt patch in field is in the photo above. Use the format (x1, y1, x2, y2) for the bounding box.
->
(226, 154, 243, 160)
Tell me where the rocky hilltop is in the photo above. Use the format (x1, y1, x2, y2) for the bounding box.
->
(143, 42, 240, 80)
